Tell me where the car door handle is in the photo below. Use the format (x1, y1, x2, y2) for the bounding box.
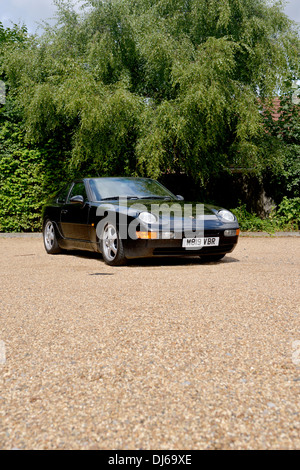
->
(61, 209, 68, 214)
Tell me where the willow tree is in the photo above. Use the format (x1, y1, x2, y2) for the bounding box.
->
(1, 0, 299, 181)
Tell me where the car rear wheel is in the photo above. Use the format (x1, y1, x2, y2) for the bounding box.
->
(199, 254, 225, 262)
(43, 219, 61, 254)
(100, 222, 127, 266)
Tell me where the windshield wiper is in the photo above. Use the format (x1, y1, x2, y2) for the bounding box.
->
(138, 196, 172, 200)
(100, 195, 172, 201)
(100, 195, 139, 201)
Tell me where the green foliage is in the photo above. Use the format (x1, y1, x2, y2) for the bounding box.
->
(231, 197, 300, 232)
(275, 196, 300, 228)
(278, 145, 300, 198)
(0, 123, 45, 231)
(0, 2, 299, 231)
(0, 21, 29, 82)
(262, 88, 300, 200)
(1, 0, 299, 181)
(0, 22, 28, 46)
(0, 122, 67, 232)
(231, 203, 277, 232)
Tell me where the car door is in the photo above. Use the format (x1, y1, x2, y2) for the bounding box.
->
(60, 181, 91, 240)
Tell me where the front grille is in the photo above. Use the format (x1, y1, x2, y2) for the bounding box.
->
(153, 247, 197, 256)
(153, 243, 235, 257)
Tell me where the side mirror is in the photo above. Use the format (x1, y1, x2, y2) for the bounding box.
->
(70, 195, 84, 204)
(176, 195, 184, 201)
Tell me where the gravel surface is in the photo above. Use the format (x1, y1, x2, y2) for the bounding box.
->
(0, 236, 299, 449)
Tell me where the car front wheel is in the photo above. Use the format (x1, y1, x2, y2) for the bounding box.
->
(100, 222, 127, 266)
(43, 219, 61, 254)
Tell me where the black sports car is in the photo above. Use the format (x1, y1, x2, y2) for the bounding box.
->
(42, 177, 239, 266)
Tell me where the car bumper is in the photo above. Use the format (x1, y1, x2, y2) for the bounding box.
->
(123, 231, 239, 259)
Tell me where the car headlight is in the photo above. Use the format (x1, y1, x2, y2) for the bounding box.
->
(218, 209, 235, 222)
(138, 212, 157, 224)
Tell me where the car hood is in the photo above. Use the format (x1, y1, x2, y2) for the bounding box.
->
(94, 198, 238, 230)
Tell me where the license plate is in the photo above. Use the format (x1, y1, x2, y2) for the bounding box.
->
(182, 237, 219, 248)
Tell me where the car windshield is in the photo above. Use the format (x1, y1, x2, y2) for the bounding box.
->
(88, 178, 177, 202)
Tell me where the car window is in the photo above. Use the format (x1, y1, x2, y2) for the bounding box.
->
(56, 184, 71, 204)
(68, 182, 88, 202)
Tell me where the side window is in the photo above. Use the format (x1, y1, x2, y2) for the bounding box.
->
(68, 182, 88, 201)
(57, 184, 71, 204)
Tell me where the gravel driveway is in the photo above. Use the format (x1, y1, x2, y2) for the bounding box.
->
(0, 236, 299, 449)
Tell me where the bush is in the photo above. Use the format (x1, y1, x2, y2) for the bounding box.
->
(231, 197, 300, 232)
(275, 196, 300, 229)
(0, 122, 67, 232)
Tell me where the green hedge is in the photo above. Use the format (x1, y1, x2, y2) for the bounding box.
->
(0, 122, 66, 232)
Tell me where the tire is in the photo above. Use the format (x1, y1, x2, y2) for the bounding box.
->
(199, 254, 225, 262)
(100, 222, 127, 266)
(43, 219, 61, 254)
